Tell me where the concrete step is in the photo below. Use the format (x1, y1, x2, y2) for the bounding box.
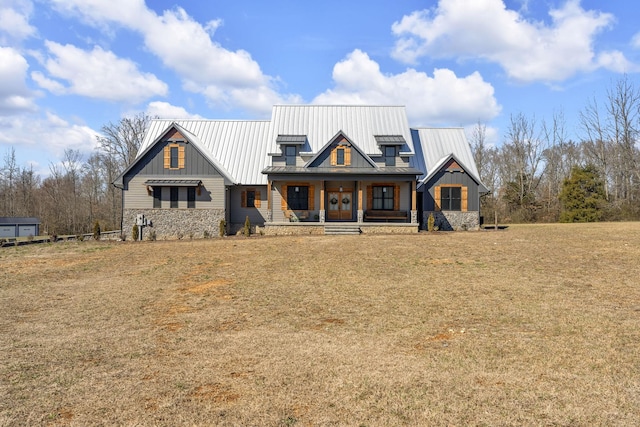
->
(324, 224, 361, 235)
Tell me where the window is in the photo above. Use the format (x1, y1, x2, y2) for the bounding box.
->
(170, 187, 179, 208)
(287, 185, 308, 210)
(385, 146, 396, 166)
(164, 143, 185, 169)
(336, 148, 345, 165)
(187, 187, 195, 208)
(246, 190, 256, 208)
(441, 186, 461, 211)
(170, 147, 179, 168)
(285, 146, 296, 166)
(373, 185, 394, 210)
(153, 187, 162, 208)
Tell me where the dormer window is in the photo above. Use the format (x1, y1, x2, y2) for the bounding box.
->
(285, 146, 296, 166)
(385, 146, 396, 166)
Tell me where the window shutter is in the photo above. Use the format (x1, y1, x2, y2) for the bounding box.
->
(330, 149, 337, 166)
(461, 186, 468, 212)
(178, 145, 185, 169)
(394, 185, 400, 211)
(367, 185, 372, 210)
(255, 190, 261, 208)
(164, 146, 170, 168)
(241, 190, 247, 208)
(434, 186, 441, 211)
(308, 185, 315, 210)
(281, 185, 288, 210)
(345, 147, 351, 166)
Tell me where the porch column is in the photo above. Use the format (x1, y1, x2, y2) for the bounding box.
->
(410, 180, 418, 224)
(319, 180, 325, 223)
(357, 181, 364, 223)
(267, 180, 273, 222)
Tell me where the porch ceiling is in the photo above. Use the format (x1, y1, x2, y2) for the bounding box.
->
(262, 166, 421, 176)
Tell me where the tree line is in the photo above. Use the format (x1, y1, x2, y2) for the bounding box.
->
(1, 76, 639, 234)
(473, 75, 639, 223)
(0, 114, 151, 235)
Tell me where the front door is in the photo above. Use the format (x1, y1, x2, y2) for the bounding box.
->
(327, 190, 352, 221)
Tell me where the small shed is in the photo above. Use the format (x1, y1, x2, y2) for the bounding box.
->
(0, 217, 41, 238)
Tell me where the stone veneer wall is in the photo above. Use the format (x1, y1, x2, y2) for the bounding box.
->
(123, 209, 225, 240)
(263, 224, 325, 236)
(424, 211, 480, 231)
(359, 224, 418, 234)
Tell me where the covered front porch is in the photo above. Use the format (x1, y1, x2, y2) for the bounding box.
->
(261, 175, 420, 235)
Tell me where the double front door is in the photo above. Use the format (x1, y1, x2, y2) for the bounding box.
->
(327, 189, 352, 221)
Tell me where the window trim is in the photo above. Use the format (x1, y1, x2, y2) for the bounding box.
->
(434, 185, 468, 212)
(286, 185, 309, 210)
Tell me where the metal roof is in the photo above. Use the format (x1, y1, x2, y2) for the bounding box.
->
(374, 135, 406, 145)
(144, 179, 202, 187)
(268, 105, 415, 156)
(410, 128, 485, 189)
(140, 120, 272, 185)
(276, 135, 307, 144)
(0, 217, 40, 224)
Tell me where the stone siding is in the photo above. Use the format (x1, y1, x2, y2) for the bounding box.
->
(123, 208, 225, 240)
(360, 224, 418, 234)
(263, 224, 325, 236)
(424, 211, 480, 231)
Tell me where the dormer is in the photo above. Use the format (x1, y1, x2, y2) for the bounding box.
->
(374, 135, 406, 167)
(274, 134, 307, 166)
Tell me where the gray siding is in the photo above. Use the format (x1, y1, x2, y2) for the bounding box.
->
(309, 142, 373, 169)
(126, 140, 222, 178)
(423, 170, 480, 211)
(229, 186, 268, 226)
(124, 175, 226, 209)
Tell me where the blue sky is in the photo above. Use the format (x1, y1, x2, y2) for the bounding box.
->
(2, 0, 640, 175)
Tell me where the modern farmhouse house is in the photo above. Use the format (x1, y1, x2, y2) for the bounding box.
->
(113, 105, 487, 238)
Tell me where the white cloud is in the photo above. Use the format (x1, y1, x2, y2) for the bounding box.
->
(0, 46, 37, 114)
(33, 41, 168, 103)
(145, 101, 204, 119)
(313, 49, 500, 126)
(631, 32, 640, 50)
(48, 1, 300, 115)
(391, 0, 627, 82)
(0, 0, 36, 43)
(0, 112, 99, 159)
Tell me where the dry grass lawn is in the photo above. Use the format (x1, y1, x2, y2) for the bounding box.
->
(1, 223, 639, 426)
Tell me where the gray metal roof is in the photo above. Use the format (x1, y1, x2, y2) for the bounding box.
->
(140, 120, 272, 185)
(144, 179, 202, 187)
(276, 135, 306, 144)
(374, 135, 406, 145)
(0, 217, 40, 224)
(268, 105, 415, 156)
(410, 128, 485, 189)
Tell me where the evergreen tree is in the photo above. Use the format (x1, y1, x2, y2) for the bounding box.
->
(559, 165, 607, 222)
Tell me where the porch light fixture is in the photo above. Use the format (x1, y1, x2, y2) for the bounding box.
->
(295, 186, 299, 192)
(339, 186, 343, 192)
(383, 187, 387, 192)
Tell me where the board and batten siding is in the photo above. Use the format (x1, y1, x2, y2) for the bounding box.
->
(126, 140, 222, 177)
(423, 170, 480, 212)
(229, 186, 268, 226)
(123, 175, 226, 209)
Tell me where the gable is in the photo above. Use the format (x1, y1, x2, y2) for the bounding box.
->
(119, 125, 228, 189)
(307, 132, 376, 169)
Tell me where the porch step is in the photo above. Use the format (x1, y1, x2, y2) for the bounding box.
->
(324, 224, 361, 235)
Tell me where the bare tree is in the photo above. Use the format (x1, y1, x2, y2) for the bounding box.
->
(97, 113, 152, 170)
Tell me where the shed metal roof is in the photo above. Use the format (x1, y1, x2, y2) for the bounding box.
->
(144, 179, 202, 186)
(0, 217, 40, 224)
(268, 105, 415, 157)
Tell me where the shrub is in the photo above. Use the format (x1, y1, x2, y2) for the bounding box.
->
(76, 234, 84, 242)
(177, 232, 184, 240)
(93, 221, 101, 241)
(203, 230, 210, 239)
(132, 224, 139, 241)
(27, 234, 34, 242)
(49, 234, 57, 243)
(219, 219, 226, 237)
(147, 230, 157, 241)
(243, 216, 251, 237)
(427, 212, 435, 232)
